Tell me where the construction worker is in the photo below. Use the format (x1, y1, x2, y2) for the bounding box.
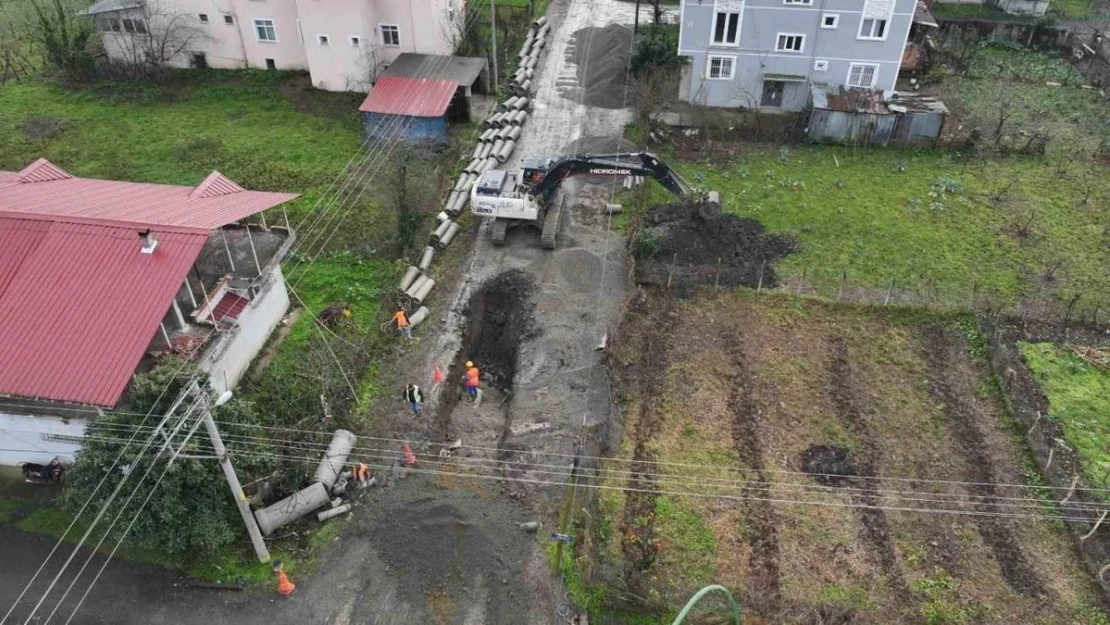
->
(403, 383, 424, 414)
(351, 462, 369, 485)
(392, 307, 412, 340)
(462, 361, 482, 404)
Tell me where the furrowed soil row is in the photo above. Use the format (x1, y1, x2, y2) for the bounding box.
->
(827, 336, 913, 608)
(922, 326, 1046, 598)
(618, 292, 677, 593)
(724, 329, 783, 615)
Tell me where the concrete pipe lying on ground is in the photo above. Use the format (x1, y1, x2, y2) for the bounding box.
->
(534, 15, 547, 28)
(496, 140, 515, 163)
(317, 504, 351, 522)
(525, 68, 535, 80)
(479, 128, 496, 142)
(408, 305, 430, 328)
(400, 265, 421, 291)
(512, 97, 529, 110)
(405, 274, 430, 299)
(255, 481, 329, 536)
(449, 191, 469, 214)
(520, 79, 532, 94)
(419, 246, 435, 271)
(502, 96, 519, 110)
(523, 57, 537, 71)
(538, 23, 550, 36)
(511, 110, 528, 126)
(495, 126, 512, 142)
(437, 210, 449, 223)
(411, 277, 435, 303)
(465, 158, 482, 174)
(484, 114, 499, 128)
(508, 126, 522, 141)
(490, 139, 506, 158)
(482, 157, 499, 173)
(431, 219, 451, 242)
(313, 429, 356, 492)
(438, 222, 461, 248)
(471, 143, 485, 159)
(478, 142, 493, 160)
(455, 172, 474, 192)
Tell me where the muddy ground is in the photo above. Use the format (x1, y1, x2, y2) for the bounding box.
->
(586, 290, 1104, 623)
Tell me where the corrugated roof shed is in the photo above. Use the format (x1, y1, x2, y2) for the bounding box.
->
(0, 159, 299, 229)
(358, 76, 457, 117)
(0, 213, 208, 407)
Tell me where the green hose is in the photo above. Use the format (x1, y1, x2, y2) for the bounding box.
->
(670, 585, 741, 625)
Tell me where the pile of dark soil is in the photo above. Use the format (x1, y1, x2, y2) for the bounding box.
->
(572, 25, 633, 109)
(800, 445, 857, 486)
(634, 202, 798, 292)
(454, 271, 536, 392)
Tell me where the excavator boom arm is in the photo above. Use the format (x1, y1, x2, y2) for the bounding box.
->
(528, 152, 694, 199)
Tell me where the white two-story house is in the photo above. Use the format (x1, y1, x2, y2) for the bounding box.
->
(677, 0, 916, 111)
(86, 0, 463, 92)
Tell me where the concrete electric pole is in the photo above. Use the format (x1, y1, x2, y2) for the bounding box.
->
(193, 383, 271, 563)
(490, 0, 498, 93)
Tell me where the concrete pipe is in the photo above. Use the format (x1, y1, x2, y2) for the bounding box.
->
(419, 246, 435, 271)
(511, 110, 529, 126)
(431, 219, 451, 242)
(538, 23, 550, 36)
(313, 429, 356, 492)
(408, 305, 430, 328)
(513, 97, 530, 110)
(534, 15, 547, 28)
(479, 128, 496, 142)
(465, 158, 482, 174)
(523, 57, 537, 71)
(484, 114, 499, 128)
(525, 68, 535, 81)
(483, 157, 499, 173)
(502, 96, 519, 111)
(476, 142, 492, 160)
(535, 35, 547, 48)
(412, 277, 436, 303)
(400, 265, 421, 291)
(317, 504, 351, 523)
(439, 222, 461, 248)
(405, 274, 429, 299)
(471, 142, 485, 159)
(520, 79, 533, 94)
(254, 481, 329, 536)
(496, 140, 515, 163)
(500, 126, 517, 141)
(508, 126, 522, 141)
(437, 210, 449, 223)
(450, 191, 469, 214)
(491, 139, 505, 157)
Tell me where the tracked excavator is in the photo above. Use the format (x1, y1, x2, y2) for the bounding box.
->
(469, 151, 719, 249)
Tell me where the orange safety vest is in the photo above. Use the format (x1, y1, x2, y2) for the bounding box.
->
(393, 310, 409, 328)
(466, 366, 480, 387)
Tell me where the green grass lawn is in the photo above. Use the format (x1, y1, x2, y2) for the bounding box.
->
(644, 144, 1110, 308)
(1020, 342, 1110, 490)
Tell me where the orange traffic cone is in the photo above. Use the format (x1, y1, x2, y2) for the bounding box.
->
(272, 560, 295, 597)
(402, 442, 416, 467)
(433, 362, 444, 385)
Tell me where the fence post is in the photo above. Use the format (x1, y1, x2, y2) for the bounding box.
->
(756, 259, 766, 294)
(837, 269, 846, 302)
(667, 253, 678, 290)
(969, 279, 977, 310)
(797, 265, 807, 295)
(715, 257, 722, 291)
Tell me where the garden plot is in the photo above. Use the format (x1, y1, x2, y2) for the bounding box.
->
(579, 290, 1103, 623)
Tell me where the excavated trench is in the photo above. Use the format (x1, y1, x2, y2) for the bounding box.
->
(434, 271, 536, 444)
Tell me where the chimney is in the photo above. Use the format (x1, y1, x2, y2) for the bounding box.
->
(139, 230, 159, 254)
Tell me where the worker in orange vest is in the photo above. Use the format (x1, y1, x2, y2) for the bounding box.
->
(462, 361, 482, 404)
(392, 307, 412, 340)
(351, 462, 369, 485)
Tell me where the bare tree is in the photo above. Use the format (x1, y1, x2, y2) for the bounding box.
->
(0, 2, 35, 83)
(351, 43, 390, 91)
(94, 0, 209, 79)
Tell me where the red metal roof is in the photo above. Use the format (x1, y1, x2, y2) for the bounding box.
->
(0, 213, 208, 407)
(358, 76, 457, 117)
(0, 159, 299, 230)
(212, 292, 249, 322)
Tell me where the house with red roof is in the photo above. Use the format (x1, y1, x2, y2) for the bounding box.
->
(0, 159, 299, 465)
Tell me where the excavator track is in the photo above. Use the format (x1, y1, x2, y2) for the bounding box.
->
(540, 198, 563, 250)
(490, 219, 508, 246)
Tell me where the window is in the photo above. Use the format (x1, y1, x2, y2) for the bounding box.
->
(847, 63, 879, 87)
(858, 18, 887, 39)
(254, 18, 277, 42)
(821, 14, 838, 28)
(380, 24, 400, 46)
(134, 19, 147, 33)
(711, 11, 740, 46)
(192, 53, 208, 68)
(96, 17, 111, 31)
(761, 81, 784, 107)
(775, 33, 804, 53)
(122, 18, 135, 33)
(350, 36, 362, 47)
(706, 55, 734, 80)
(198, 13, 209, 23)
(813, 59, 828, 71)
(224, 14, 234, 25)
(783, 0, 812, 4)
(317, 34, 330, 45)
(108, 17, 121, 31)
(265, 58, 276, 70)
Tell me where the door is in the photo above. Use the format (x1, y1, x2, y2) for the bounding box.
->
(761, 81, 785, 107)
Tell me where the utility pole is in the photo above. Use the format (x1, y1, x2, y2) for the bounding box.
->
(490, 0, 498, 93)
(634, 0, 641, 34)
(194, 383, 271, 563)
